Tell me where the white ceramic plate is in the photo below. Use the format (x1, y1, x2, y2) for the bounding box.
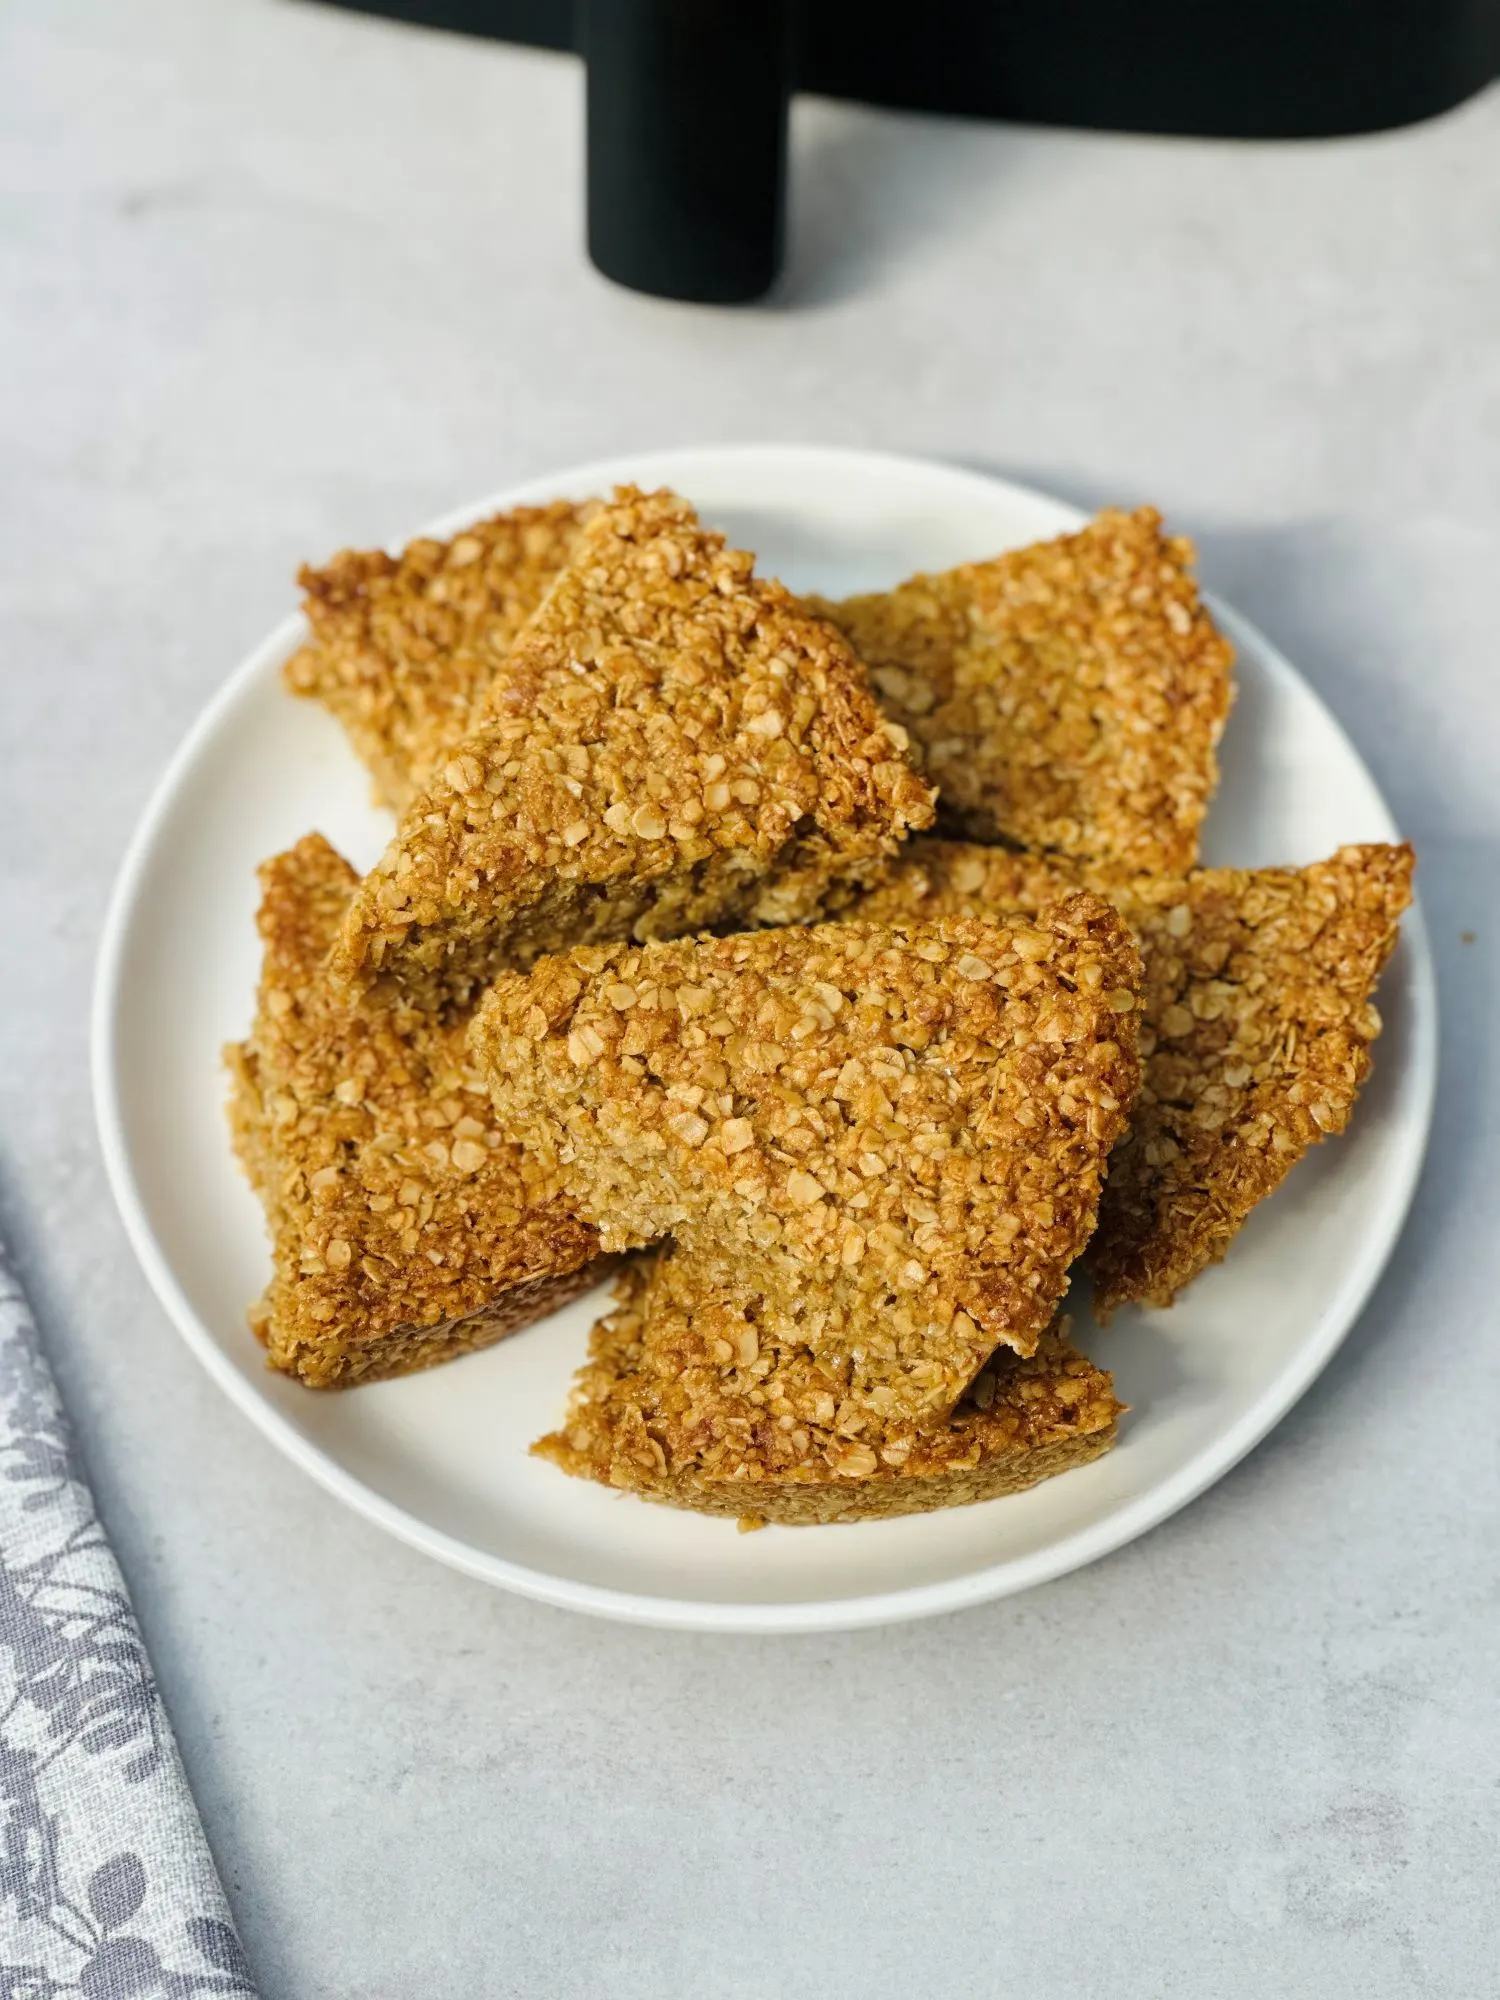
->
(93, 446, 1436, 1634)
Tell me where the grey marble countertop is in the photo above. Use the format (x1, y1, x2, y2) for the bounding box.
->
(3, 2, 1497, 1993)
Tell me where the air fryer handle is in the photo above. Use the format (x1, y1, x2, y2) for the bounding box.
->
(582, 0, 791, 303)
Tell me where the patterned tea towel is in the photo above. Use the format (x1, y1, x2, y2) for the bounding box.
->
(0, 1231, 258, 1996)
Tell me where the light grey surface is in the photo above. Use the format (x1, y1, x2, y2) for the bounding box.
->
(2, 2, 1497, 1993)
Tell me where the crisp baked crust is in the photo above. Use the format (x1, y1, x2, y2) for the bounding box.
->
(473, 901, 1141, 1425)
(285, 501, 595, 809)
(225, 833, 604, 1387)
(818, 507, 1234, 875)
(853, 838, 1414, 1310)
(534, 1254, 1120, 1527)
(329, 488, 936, 1014)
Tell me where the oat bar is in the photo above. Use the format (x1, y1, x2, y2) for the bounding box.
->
(225, 833, 605, 1387)
(473, 901, 1141, 1425)
(854, 838, 1414, 1310)
(818, 507, 1234, 876)
(534, 1253, 1121, 1527)
(329, 488, 935, 1014)
(285, 500, 595, 810)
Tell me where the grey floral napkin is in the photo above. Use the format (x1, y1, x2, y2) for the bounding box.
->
(0, 1232, 258, 1997)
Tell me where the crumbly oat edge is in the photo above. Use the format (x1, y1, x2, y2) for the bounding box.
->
(267, 1256, 613, 1389)
(538, 1422, 1118, 1527)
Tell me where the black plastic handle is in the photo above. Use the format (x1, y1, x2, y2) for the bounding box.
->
(582, 0, 791, 303)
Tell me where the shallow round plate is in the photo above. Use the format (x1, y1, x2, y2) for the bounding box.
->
(93, 446, 1436, 1633)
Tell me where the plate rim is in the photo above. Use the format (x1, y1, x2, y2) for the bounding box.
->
(91, 444, 1439, 1634)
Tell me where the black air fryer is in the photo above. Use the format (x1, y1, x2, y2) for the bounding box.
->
(316, 0, 1499, 302)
